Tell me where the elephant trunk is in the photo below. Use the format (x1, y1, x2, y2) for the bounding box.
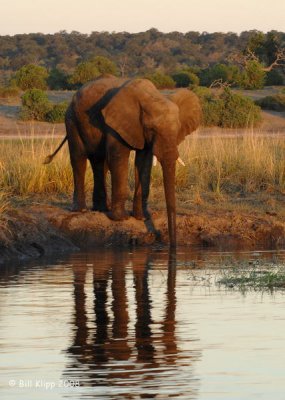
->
(161, 158, 177, 248)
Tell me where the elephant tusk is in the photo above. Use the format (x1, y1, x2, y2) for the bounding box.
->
(177, 157, 185, 166)
(153, 156, 158, 166)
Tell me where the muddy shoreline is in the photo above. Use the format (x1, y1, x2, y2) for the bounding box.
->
(1, 204, 285, 264)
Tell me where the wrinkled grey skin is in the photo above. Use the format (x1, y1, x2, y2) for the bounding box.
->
(45, 75, 201, 246)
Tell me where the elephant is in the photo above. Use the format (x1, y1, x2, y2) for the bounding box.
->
(45, 75, 202, 247)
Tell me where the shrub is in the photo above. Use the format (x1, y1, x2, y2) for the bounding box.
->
(20, 89, 52, 121)
(0, 85, 20, 99)
(237, 60, 266, 90)
(220, 89, 262, 128)
(265, 69, 284, 86)
(256, 94, 285, 111)
(193, 86, 224, 126)
(90, 56, 117, 75)
(45, 101, 68, 123)
(145, 72, 175, 89)
(199, 64, 239, 87)
(193, 86, 261, 128)
(14, 64, 48, 90)
(69, 61, 100, 86)
(47, 68, 69, 90)
(172, 71, 199, 88)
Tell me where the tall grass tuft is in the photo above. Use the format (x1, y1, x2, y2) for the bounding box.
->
(152, 130, 285, 196)
(0, 133, 92, 197)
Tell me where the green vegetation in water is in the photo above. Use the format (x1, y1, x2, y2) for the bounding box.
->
(218, 266, 285, 291)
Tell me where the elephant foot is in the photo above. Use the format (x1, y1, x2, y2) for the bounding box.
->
(71, 203, 87, 212)
(132, 208, 152, 221)
(108, 209, 130, 221)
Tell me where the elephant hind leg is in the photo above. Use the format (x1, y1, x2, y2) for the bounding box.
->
(133, 148, 153, 220)
(89, 157, 110, 212)
(70, 155, 87, 211)
(66, 116, 87, 211)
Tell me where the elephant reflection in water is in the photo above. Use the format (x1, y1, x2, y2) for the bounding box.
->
(64, 251, 194, 397)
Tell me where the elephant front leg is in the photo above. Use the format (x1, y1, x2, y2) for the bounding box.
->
(107, 134, 130, 221)
(133, 147, 153, 220)
(89, 157, 110, 212)
(71, 155, 87, 211)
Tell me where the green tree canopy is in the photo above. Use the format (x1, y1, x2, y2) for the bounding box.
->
(68, 61, 100, 86)
(20, 89, 52, 120)
(90, 56, 117, 75)
(172, 71, 199, 87)
(47, 68, 69, 90)
(145, 71, 175, 89)
(13, 64, 48, 90)
(237, 60, 266, 89)
(199, 64, 239, 87)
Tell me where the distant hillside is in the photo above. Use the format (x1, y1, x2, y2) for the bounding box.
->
(1, 29, 284, 77)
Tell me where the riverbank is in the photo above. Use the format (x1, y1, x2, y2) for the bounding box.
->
(2, 201, 285, 264)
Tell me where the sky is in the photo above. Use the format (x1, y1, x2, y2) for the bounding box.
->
(1, 0, 285, 35)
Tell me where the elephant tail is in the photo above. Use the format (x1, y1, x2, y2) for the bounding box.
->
(43, 136, 67, 164)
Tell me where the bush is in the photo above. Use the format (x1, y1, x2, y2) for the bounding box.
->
(256, 94, 285, 111)
(199, 64, 239, 87)
(237, 61, 266, 90)
(193, 87, 224, 126)
(45, 101, 68, 123)
(193, 86, 261, 128)
(47, 68, 69, 90)
(90, 56, 117, 75)
(20, 89, 52, 121)
(14, 64, 48, 90)
(265, 70, 284, 86)
(172, 71, 199, 88)
(69, 61, 100, 86)
(0, 85, 20, 99)
(145, 72, 175, 89)
(220, 89, 262, 128)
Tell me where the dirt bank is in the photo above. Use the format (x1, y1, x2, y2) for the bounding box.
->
(1, 204, 285, 264)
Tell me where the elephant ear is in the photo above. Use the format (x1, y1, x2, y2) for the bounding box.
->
(101, 84, 145, 149)
(167, 89, 202, 144)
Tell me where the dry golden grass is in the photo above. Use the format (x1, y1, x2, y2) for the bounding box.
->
(1, 130, 285, 208)
(176, 131, 285, 195)
(0, 134, 92, 197)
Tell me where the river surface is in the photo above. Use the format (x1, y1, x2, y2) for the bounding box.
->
(0, 248, 285, 399)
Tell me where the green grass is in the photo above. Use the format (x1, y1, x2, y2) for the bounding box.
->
(218, 266, 285, 291)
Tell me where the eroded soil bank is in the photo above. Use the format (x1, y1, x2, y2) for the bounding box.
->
(1, 204, 285, 264)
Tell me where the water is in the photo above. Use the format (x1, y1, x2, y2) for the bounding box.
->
(1, 248, 285, 399)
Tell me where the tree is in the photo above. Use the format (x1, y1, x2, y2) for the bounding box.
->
(172, 71, 199, 87)
(68, 61, 100, 86)
(229, 34, 285, 88)
(20, 89, 52, 120)
(145, 72, 175, 89)
(199, 64, 239, 87)
(47, 68, 69, 90)
(265, 69, 284, 85)
(237, 60, 266, 89)
(14, 64, 48, 90)
(90, 56, 117, 75)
